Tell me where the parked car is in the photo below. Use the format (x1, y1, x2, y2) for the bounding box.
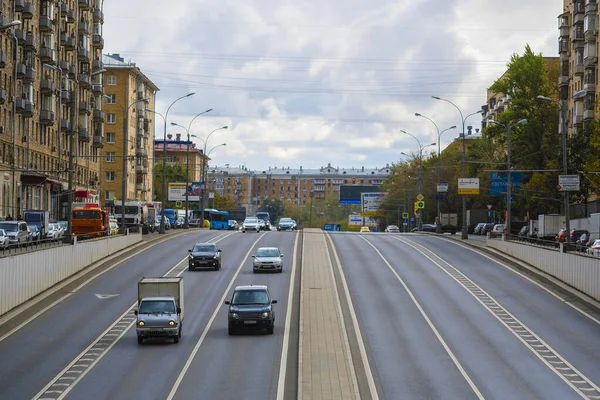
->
(175, 216, 185, 229)
(492, 224, 505, 234)
(474, 223, 487, 235)
(224, 285, 277, 335)
(0, 229, 9, 249)
(385, 225, 400, 233)
(242, 217, 260, 233)
(570, 229, 590, 243)
(28, 225, 41, 243)
(252, 247, 284, 273)
(0, 221, 29, 247)
(228, 220, 239, 231)
(188, 242, 222, 271)
(277, 218, 296, 231)
(588, 239, 600, 256)
(482, 223, 495, 235)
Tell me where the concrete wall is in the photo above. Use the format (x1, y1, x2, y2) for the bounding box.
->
(487, 237, 600, 301)
(0, 233, 142, 316)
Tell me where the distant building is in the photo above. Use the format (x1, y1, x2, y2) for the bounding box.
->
(153, 134, 206, 184)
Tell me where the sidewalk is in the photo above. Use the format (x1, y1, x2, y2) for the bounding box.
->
(299, 229, 358, 400)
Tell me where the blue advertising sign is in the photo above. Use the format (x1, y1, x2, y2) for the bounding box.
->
(490, 172, 524, 196)
(324, 224, 341, 232)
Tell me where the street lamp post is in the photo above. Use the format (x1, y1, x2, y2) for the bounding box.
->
(104, 95, 149, 233)
(416, 112, 456, 233)
(400, 130, 435, 230)
(432, 96, 483, 239)
(195, 126, 227, 227)
(170, 108, 212, 229)
(537, 90, 585, 242)
(6, 22, 22, 220)
(490, 119, 527, 236)
(157, 93, 195, 234)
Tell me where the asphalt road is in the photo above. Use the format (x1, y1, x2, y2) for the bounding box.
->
(1, 229, 599, 400)
(329, 232, 600, 399)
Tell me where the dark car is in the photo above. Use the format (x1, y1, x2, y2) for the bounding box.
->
(277, 217, 296, 231)
(571, 229, 590, 242)
(482, 223, 495, 235)
(421, 224, 437, 232)
(224, 285, 277, 335)
(228, 220, 239, 230)
(188, 242, 222, 271)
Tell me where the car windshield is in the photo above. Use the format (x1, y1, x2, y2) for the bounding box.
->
(280, 218, 292, 223)
(232, 290, 269, 305)
(139, 300, 176, 314)
(193, 244, 216, 252)
(0, 222, 18, 232)
(256, 249, 279, 257)
(0, 229, 5, 236)
(57, 221, 67, 229)
(388, 225, 399, 229)
(245, 218, 258, 223)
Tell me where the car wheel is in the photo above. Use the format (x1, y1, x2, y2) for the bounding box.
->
(214, 263, 219, 271)
(278, 268, 283, 273)
(188, 264, 194, 271)
(228, 324, 235, 335)
(242, 230, 245, 233)
(137, 336, 143, 345)
(179, 325, 182, 338)
(253, 268, 258, 273)
(173, 335, 179, 343)
(267, 324, 274, 335)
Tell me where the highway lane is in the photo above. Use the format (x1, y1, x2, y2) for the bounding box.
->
(405, 234, 600, 387)
(0, 229, 226, 400)
(329, 232, 592, 399)
(61, 230, 299, 400)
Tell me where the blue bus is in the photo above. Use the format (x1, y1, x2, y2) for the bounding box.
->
(164, 209, 177, 225)
(208, 210, 229, 230)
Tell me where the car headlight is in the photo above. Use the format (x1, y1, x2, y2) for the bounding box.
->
(138, 321, 145, 327)
(213, 255, 219, 259)
(262, 312, 270, 319)
(230, 313, 239, 319)
(169, 320, 176, 326)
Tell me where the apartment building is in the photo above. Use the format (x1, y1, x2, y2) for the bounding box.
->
(206, 163, 392, 213)
(101, 53, 158, 206)
(558, 0, 597, 134)
(153, 133, 205, 183)
(0, 0, 105, 220)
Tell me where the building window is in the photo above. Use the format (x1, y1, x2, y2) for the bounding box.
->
(106, 133, 115, 143)
(105, 191, 115, 200)
(105, 171, 115, 182)
(107, 75, 117, 86)
(34, 187, 41, 209)
(107, 113, 116, 124)
(106, 94, 116, 104)
(106, 152, 115, 162)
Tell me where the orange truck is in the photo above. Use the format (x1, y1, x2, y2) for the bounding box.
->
(72, 204, 110, 238)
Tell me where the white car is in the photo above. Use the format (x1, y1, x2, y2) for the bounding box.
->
(252, 247, 284, 273)
(0, 229, 9, 249)
(242, 217, 261, 233)
(385, 225, 400, 233)
(492, 224, 505, 233)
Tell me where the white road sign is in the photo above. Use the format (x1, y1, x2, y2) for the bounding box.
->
(348, 214, 363, 226)
(437, 183, 448, 193)
(558, 175, 580, 192)
(360, 192, 388, 213)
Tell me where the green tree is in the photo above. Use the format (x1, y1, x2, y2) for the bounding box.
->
(259, 198, 284, 222)
(153, 164, 188, 203)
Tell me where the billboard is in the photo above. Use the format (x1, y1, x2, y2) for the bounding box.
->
(340, 185, 382, 204)
(490, 172, 523, 196)
(168, 182, 204, 201)
(348, 214, 363, 226)
(361, 192, 387, 216)
(458, 178, 480, 195)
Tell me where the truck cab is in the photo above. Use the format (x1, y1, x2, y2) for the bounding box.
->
(135, 277, 184, 344)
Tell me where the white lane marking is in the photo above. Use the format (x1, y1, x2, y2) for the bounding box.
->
(327, 233, 379, 400)
(33, 233, 235, 400)
(432, 236, 600, 326)
(397, 236, 600, 400)
(166, 233, 267, 400)
(94, 294, 119, 299)
(275, 232, 300, 400)
(359, 235, 484, 399)
(0, 229, 204, 343)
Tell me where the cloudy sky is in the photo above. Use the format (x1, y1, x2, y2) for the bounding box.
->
(103, 0, 561, 171)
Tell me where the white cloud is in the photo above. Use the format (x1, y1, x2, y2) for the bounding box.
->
(103, 0, 562, 170)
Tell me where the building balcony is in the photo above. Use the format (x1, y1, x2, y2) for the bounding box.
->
(68, 64, 77, 78)
(136, 147, 148, 156)
(584, 110, 595, 121)
(92, 59, 103, 71)
(40, 47, 57, 64)
(60, 119, 71, 132)
(14, 0, 24, 12)
(0, 88, 6, 105)
(15, 98, 25, 113)
(78, 127, 91, 142)
(584, 82, 596, 92)
(77, 73, 91, 88)
(585, 30, 597, 42)
(39, 15, 54, 32)
(136, 164, 149, 173)
(60, 31, 68, 46)
(575, 13, 585, 25)
(92, 34, 104, 49)
(40, 79, 56, 94)
(78, 21, 90, 35)
(60, 2, 69, 15)
(572, 26, 585, 41)
(67, 10, 76, 23)
(22, 2, 34, 19)
(78, 0, 91, 10)
(586, 1, 597, 15)
(59, 60, 70, 72)
(136, 183, 148, 192)
(23, 101, 34, 117)
(93, 109, 105, 121)
(93, 7, 104, 23)
(61, 89, 72, 103)
(0, 50, 5, 68)
(559, 25, 570, 38)
(559, 76, 569, 86)
(79, 101, 92, 114)
(14, 29, 26, 44)
(77, 47, 90, 62)
(584, 56, 598, 67)
(24, 67, 35, 83)
(24, 33, 37, 50)
(575, 39, 585, 50)
(92, 135, 103, 148)
(40, 110, 55, 126)
(92, 84, 103, 95)
(65, 36, 76, 50)
(575, 64, 585, 76)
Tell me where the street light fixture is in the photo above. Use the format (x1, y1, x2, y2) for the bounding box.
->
(170, 108, 212, 229)
(490, 119, 527, 237)
(157, 93, 196, 234)
(432, 96, 483, 239)
(103, 94, 149, 233)
(0, 20, 21, 30)
(415, 112, 457, 233)
(537, 90, 585, 242)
